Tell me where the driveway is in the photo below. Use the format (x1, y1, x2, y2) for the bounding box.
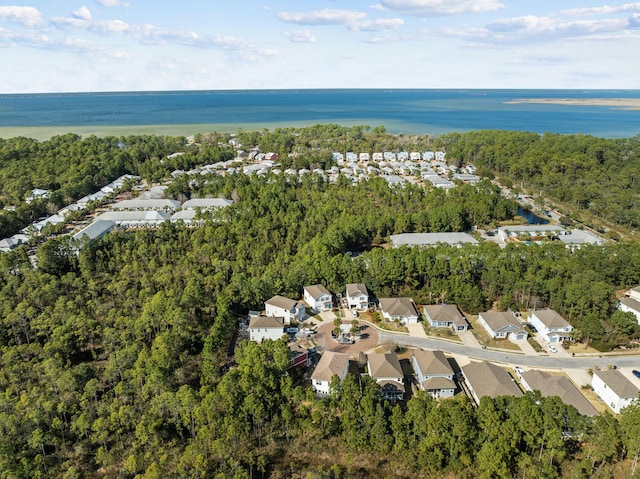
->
(458, 330, 482, 348)
(406, 323, 428, 338)
(512, 339, 538, 356)
(315, 320, 379, 355)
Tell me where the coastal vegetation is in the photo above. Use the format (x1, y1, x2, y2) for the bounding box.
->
(1, 125, 640, 477)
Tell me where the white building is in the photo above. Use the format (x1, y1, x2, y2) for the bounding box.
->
(390, 232, 478, 248)
(311, 352, 350, 395)
(248, 316, 285, 343)
(529, 309, 573, 343)
(345, 283, 369, 310)
(264, 295, 305, 325)
(592, 370, 640, 414)
(303, 284, 333, 313)
(378, 297, 420, 325)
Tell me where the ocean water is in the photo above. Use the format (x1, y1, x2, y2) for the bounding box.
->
(1, 89, 640, 138)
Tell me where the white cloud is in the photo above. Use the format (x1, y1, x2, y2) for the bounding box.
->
(560, 3, 640, 16)
(73, 6, 93, 21)
(349, 18, 404, 31)
(95, 0, 130, 7)
(378, 0, 504, 16)
(0, 6, 45, 27)
(277, 9, 367, 26)
(283, 29, 317, 43)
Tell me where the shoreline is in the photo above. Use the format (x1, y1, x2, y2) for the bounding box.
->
(505, 98, 640, 110)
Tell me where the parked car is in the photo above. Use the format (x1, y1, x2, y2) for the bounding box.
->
(514, 366, 525, 377)
(633, 370, 640, 379)
(547, 345, 558, 353)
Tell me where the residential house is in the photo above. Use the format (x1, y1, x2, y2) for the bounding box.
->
(619, 297, 640, 325)
(248, 316, 285, 343)
(529, 309, 573, 343)
(628, 285, 640, 302)
(412, 350, 456, 398)
(359, 152, 370, 163)
(0, 236, 25, 253)
(111, 199, 181, 211)
(367, 351, 405, 401)
(478, 311, 528, 340)
(346, 283, 369, 310)
(71, 220, 116, 249)
(25, 188, 51, 203)
(592, 370, 640, 414)
(497, 225, 566, 243)
(372, 152, 384, 162)
(461, 361, 523, 404)
(520, 369, 597, 416)
(423, 304, 469, 331)
(410, 152, 422, 161)
(265, 295, 305, 325)
(303, 284, 333, 313)
(378, 297, 420, 324)
(311, 352, 350, 395)
(390, 232, 478, 248)
(95, 211, 171, 228)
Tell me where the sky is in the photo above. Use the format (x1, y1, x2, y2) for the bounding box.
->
(1, 0, 640, 93)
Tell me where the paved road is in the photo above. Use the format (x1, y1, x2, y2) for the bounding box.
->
(378, 332, 640, 369)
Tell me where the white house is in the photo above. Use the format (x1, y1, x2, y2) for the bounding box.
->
(311, 352, 350, 395)
(497, 225, 566, 243)
(529, 309, 573, 343)
(248, 316, 285, 343)
(111, 199, 182, 211)
(367, 351, 405, 401)
(390, 232, 478, 248)
(478, 311, 528, 341)
(412, 350, 456, 398)
(378, 297, 420, 324)
(346, 283, 369, 310)
(592, 370, 640, 414)
(303, 284, 333, 313)
(265, 295, 305, 325)
(619, 286, 640, 325)
(25, 188, 51, 203)
(423, 304, 469, 331)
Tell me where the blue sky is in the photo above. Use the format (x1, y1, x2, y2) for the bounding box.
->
(1, 0, 639, 93)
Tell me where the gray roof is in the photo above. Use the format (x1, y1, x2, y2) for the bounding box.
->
(480, 311, 525, 333)
(311, 352, 350, 383)
(499, 225, 566, 234)
(620, 297, 640, 312)
(97, 211, 171, 223)
(72, 220, 115, 242)
(248, 315, 284, 329)
(558, 229, 605, 245)
(462, 361, 523, 399)
(630, 285, 640, 295)
(346, 283, 369, 298)
(594, 370, 640, 399)
(265, 295, 299, 310)
(422, 377, 456, 391)
(390, 232, 478, 247)
(413, 350, 454, 376)
(520, 370, 597, 416)
(531, 309, 571, 329)
(111, 199, 181, 210)
(378, 297, 418, 318)
(304, 284, 331, 299)
(423, 304, 468, 327)
(368, 351, 403, 379)
(181, 198, 233, 209)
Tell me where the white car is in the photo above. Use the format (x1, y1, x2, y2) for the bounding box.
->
(514, 366, 525, 377)
(547, 345, 558, 353)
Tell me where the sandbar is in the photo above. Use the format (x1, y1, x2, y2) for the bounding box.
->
(506, 98, 640, 110)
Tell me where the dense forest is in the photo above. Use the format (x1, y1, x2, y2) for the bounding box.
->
(1, 125, 640, 477)
(1, 166, 640, 477)
(434, 130, 640, 233)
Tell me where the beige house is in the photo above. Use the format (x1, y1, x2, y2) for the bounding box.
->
(478, 311, 528, 341)
(461, 361, 523, 404)
(367, 351, 405, 401)
(311, 352, 350, 395)
(412, 350, 456, 398)
(378, 297, 420, 324)
(423, 304, 469, 331)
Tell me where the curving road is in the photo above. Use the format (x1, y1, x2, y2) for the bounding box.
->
(378, 332, 640, 370)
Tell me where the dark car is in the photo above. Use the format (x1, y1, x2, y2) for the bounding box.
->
(633, 370, 640, 379)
